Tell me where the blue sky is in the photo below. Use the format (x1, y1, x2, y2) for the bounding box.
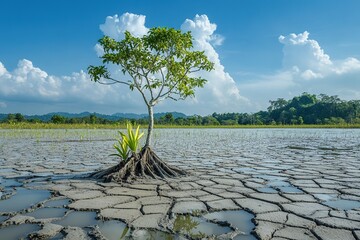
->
(1, 0, 360, 115)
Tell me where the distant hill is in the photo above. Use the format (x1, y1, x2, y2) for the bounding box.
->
(0, 111, 188, 122)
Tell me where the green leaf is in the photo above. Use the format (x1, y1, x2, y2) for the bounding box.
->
(111, 136, 129, 161)
(119, 226, 129, 239)
(88, 27, 214, 147)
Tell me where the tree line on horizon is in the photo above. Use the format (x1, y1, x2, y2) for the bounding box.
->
(2, 93, 360, 125)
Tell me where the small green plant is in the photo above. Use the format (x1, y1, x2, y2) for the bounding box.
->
(111, 136, 129, 161)
(111, 123, 144, 161)
(120, 123, 144, 154)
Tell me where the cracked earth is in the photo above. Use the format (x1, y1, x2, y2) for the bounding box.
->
(0, 128, 360, 239)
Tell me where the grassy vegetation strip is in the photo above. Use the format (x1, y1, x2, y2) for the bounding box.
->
(1, 123, 360, 129)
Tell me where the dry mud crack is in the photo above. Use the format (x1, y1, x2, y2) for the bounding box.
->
(1, 128, 360, 239)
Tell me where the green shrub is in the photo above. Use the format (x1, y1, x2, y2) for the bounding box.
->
(120, 123, 144, 154)
(111, 123, 144, 161)
(111, 137, 129, 161)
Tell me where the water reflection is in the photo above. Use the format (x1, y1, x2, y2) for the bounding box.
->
(173, 214, 205, 239)
(324, 199, 360, 210)
(44, 198, 71, 207)
(54, 211, 97, 227)
(204, 210, 255, 235)
(26, 207, 67, 219)
(117, 212, 234, 239)
(0, 188, 51, 212)
(0, 224, 41, 240)
(119, 228, 173, 240)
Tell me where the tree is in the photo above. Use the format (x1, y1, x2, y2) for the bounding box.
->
(164, 113, 174, 124)
(6, 114, 16, 123)
(88, 27, 214, 181)
(51, 115, 66, 124)
(298, 116, 304, 125)
(202, 116, 220, 125)
(158, 113, 175, 125)
(268, 98, 288, 112)
(15, 113, 25, 122)
(89, 114, 97, 124)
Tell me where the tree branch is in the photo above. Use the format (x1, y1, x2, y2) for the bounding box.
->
(156, 66, 192, 100)
(189, 68, 202, 74)
(141, 68, 154, 100)
(128, 71, 150, 107)
(154, 68, 166, 101)
(98, 77, 131, 86)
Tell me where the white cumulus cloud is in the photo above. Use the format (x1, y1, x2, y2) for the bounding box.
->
(239, 31, 360, 111)
(96, 13, 248, 114)
(0, 58, 147, 114)
(0, 59, 59, 99)
(279, 31, 332, 75)
(0, 62, 8, 77)
(95, 13, 149, 56)
(100, 12, 148, 40)
(3, 13, 245, 115)
(179, 14, 248, 113)
(278, 31, 360, 79)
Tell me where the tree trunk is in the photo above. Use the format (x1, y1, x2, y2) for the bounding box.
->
(90, 146, 187, 182)
(145, 105, 154, 147)
(89, 104, 187, 183)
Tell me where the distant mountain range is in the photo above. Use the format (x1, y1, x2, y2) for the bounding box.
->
(0, 111, 187, 122)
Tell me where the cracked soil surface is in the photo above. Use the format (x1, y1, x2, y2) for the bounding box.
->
(0, 128, 360, 239)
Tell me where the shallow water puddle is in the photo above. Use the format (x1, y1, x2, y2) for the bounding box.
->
(0, 215, 8, 223)
(98, 220, 128, 240)
(234, 235, 258, 240)
(255, 174, 287, 181)
(313, 194, 360, 210)
(276, 186, 303, 193)
(204, 210, 255, 233)
(55, 211, 97, 227)
(100, 225, 174, 240)
(0, 223, 41, 239)
(131, 229, 173, 240)
(258, 187, 278, 193)
(172, 215, 217, 238)
(32, 172, 54, 177)
(172, 211, 248, 239)
(204, 210, 256, 239)
(44, 198, 70, 207)
(267, 180, 290, 187)
(314, 194, 337, 201)
(190, 216, 232, 236)
(0, 188, 51, 212)
(324, 199, 360, 210)
(252, 174, 302, 193)
(26, 207, 67, 219)
(0, 168, 15, 174)
(0, 177, 22, 188)
(50, 232, 66, 240)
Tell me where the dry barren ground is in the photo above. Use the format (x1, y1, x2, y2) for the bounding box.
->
(0, 129, 359, 239)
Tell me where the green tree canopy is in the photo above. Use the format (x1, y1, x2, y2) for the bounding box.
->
(88, 27, 214, 146)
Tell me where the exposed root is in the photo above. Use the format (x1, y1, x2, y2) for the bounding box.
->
(90, 147, 186, 182)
